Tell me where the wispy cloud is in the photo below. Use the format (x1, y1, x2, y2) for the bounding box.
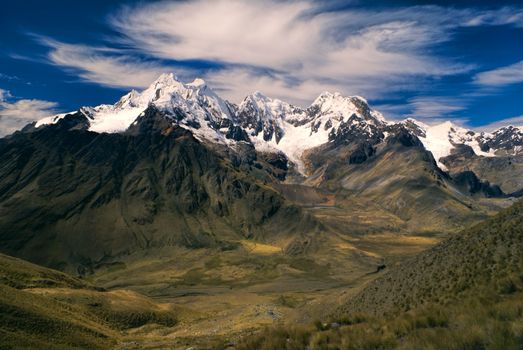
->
(37, 37, 178, 89)
(22, 1, 523, 106)
(107, 1, 477, 103)
(474, 60, 523, 87)
(407, 96, 467, 120)
(375, 96, 469, 124)
(0, 73, 21, 81)
(0, 89, 10, 101)
(205, 67, 347, 106)
(476, 115, 523, 132)
(0, 88, 59, 137)
(463, 7, 523, 27)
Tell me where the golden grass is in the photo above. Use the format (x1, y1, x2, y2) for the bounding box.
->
(240, 240, 282, 255)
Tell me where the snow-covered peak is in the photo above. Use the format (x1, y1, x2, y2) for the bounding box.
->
(187, 77, 207, 88)
(492, 125, 522, 136)
(310, 91, 385, 126)
(32, 74, 522, 176)
(36, 73, 235, 136)
(152, 72, 181, 88)
(312, 91, 347, 111)
(483, 125, 523, 155)
(402, 119, 495, 169)
(402, 118, 429, 129)
(251, 90, 267, 99)
(238, 91, 303, 122)
(114, 90, 140, 109)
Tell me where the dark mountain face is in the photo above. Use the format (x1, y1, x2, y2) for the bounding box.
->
(0, 108, 317, 273)
(441, 144, 523, 194)
(236, 97, 286, 143)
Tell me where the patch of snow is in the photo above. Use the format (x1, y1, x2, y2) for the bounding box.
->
(406, 120, 496, 170)
(89, 106, 145, 133)
(35, 112, 75, 128)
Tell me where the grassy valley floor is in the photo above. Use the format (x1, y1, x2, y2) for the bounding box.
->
(82, 230, 441, 349)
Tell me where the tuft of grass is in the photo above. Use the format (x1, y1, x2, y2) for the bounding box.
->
(235, 288, 523, 350)
(275, 294, 301, 309)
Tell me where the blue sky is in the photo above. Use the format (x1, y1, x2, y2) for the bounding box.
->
(1, 0, 523, 136)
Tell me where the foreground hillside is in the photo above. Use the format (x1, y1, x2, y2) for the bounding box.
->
(236, 199, 523, 349)
(0, 253, 178, 350)
(343, 198, 523, 316)
(2, 197, 522, 348)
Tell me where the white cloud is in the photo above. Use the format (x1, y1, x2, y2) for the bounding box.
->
(205, 68, 346, 106)
(476, 115, 523, 132)
(110, 0, 319, 69)
(474, 60, 523, 87)
(407, 96, 466, 119)
(463, 7, 523, 27)
(25, 2, 523, 107)
(0, 89, 10, 101)
(108, 1, 474, 103)
(0, 73, 20, 82)
(371, 103, 410, 121)
(0, 89, 59, 137)
(40, 38, 180, 89)
(374, 96, 469, 124)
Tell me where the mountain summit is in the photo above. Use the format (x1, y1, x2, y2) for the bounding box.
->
(30, 73, 523, 178)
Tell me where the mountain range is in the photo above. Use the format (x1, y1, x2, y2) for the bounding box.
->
(1, 73, 522, 272)
(30, 73, 523, 183)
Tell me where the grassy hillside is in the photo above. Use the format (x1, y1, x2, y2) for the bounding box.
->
(0, 253, 177, 350)
(234, 199, 523, 349)
(235, 288, 523, 350)
(342, 198, 523, 316)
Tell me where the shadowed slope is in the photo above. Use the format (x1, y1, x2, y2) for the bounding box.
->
(0, 108, 317, 273)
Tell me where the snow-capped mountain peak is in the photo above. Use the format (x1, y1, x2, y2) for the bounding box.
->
(481, 125, 523, 155)
(401, 119, 496, 170)
(187, 77, 207, 88)
(309, 91, 386, 126)
(37, 73, 237, 135)
(32, 73, 523, 175)
(239, 91, 303, 121)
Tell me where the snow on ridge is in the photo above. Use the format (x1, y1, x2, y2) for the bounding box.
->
(239, 91, 302, 121)
(33, 73, 520, 174)
(36, 73, 236, 142)
(35, 112, 75, 128)
(403, 119, 497, 170)
(236, 89, 387, 173)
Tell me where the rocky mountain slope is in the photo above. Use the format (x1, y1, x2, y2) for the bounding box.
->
(1, 106, 319, 273)
(0, 73, 520, 273)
